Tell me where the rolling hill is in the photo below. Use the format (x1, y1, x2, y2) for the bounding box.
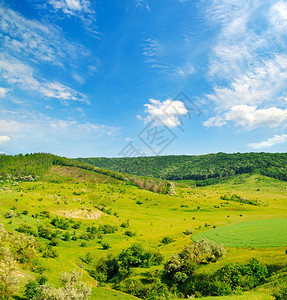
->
(78, 152, 287, 185)
(0, 153, 286, 299)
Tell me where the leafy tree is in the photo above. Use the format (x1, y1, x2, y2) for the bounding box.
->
(39, 269, 91, 300)
(0, 247, 18, 299)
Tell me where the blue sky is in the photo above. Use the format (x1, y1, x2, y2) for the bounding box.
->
(0, 0, 287, 158)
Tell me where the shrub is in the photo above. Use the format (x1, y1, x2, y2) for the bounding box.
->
(160, 236, 174, 244)
(51, 217, 70, 230)
(124, 230, 136, 237)
(120, 220, 130, 228)
(273, 286, 287, 300)
(98, 224, 117, 234)
(72, 222, 81, 229)
(208, 280, 232, 296)
(24, 280, 41, 300)
(90, 243, 163, 282)
(165, 239, 225, 283)
(101, 242, 110, 250)
(184, 228, 192, 235)
(214, 258, 267, 291)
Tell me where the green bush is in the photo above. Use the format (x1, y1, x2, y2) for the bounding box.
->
(160, 236, 174, 244)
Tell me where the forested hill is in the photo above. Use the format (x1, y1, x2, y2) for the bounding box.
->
(0, 153, 171, 193)
(78, 152, 287, 183)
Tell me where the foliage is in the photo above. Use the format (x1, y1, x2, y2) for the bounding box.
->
(78, 152, 287, 184)
(164, 238, 225, 283)
(160, 237, 174, 245)
(90, 243, 163, 282)
(39, 269, 91, 300)
(0, 247, 19, 299)
(214, 258, 268, 291)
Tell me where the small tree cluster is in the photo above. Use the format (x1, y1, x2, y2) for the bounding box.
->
(164, 238, 225, 284)
(90, 243, 163, 282)
(38, 270, 91, 300)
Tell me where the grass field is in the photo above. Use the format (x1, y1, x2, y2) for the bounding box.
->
(0, 167, 287, 299)
(192, 218, 287, 247)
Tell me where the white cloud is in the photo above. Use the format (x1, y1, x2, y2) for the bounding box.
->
(0, 136, 10, 145)
(48, 0, 93, 15)
(270, 1, 287, 33)
(38, 0, 98, 36)
(72, 73, 85, 84)
(204, 105, 287, 129)
(201, 0, 287, 136)
(206, 55, 287, 110)
(143, 38, 162, 60)
(0, 111, 119, 141)
(203, 116, 226, 127)
(0, 55, 88, 104)
(248, 134, 287, 149)
(0, 4, 88, 67)
(144, 98, 188, 127)
(226, 105, 287, 128)
(176, 63, 196, 77)
(0, 87, 10, 98)
(135, 0, 151, 12)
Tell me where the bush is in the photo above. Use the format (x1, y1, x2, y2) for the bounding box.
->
(273, 286, 287, 300)
(164, 239, 225, 284)
(208, 280, 232, 296)
(50, 217, 70, 230)
(120, 220, 130, 228)
(98, 224, 117, 234)
(101, 242, 110, 250)
(214, 258, 267, 291)
(124, 230, 135, 237)
(90, 243, 163, 282)
(160, 236, 174, 244)
(24, 280, 41, 300)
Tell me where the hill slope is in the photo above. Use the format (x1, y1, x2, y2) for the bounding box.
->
(78, 152, 287, 184)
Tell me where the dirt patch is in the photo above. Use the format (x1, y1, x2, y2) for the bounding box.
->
(54, 209, 101, 220)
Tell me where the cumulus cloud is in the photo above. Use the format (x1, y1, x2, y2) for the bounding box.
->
(225, 106, 287, 128)
(204, 105, 287, 129)
(144, 98, 188, 127)
(248, 134, 287, 149)
(0, 136, 10, 145)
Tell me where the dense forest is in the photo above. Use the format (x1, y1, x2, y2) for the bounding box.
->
(78, 152, 287, 184)
(0, 153, 171, 194)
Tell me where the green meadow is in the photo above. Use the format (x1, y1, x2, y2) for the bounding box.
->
(193, 218, 287, 247)
(0, 156, 287, 299)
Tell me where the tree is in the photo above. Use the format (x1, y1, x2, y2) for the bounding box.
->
(0, 247, 19, 299)
(39, 269, 91, 300)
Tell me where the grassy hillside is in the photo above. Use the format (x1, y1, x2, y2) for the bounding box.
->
(0, 154, 286, 299)
(78, 152, 287, 184)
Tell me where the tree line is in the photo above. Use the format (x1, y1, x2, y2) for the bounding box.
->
(78, 152, 287, 183)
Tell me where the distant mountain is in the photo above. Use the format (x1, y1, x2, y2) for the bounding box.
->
(78, 152, 287, 185)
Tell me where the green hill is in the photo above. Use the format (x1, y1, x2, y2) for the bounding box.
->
(0, 153, 287, 299)
(78, 152, 287, 185)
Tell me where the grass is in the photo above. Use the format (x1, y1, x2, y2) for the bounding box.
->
(192, 218, 287, 247)
(0, 168, 287, 299)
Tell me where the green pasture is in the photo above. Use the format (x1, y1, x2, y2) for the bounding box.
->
(193, 218, 287, 247)
(0, 167, 287, 299)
